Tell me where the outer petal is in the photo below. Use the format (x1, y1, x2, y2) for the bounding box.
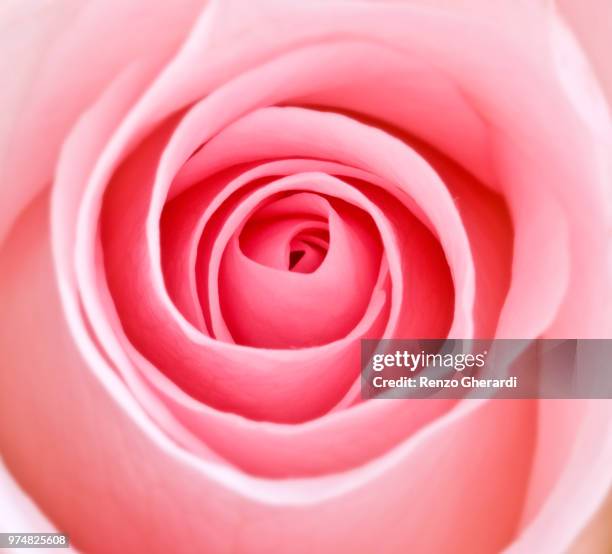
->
(569, 487, 612, 553)
(506, 400, 612, 553)
(0, 458, 58, 534)
(0, 195, 535, 554)
(0, 0, 205, 245)
(557, 0, 612, 109)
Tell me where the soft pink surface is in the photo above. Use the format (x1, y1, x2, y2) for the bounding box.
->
(1, 1, 612, 553)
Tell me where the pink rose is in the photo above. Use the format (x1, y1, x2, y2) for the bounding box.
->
(1, 1, 611, 552)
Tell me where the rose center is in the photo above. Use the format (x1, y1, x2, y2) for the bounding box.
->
(238, 193, 331, 274)
(287, 228, 330, 273)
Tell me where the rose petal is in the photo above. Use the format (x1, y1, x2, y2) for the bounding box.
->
(167, 106, 474, 341)
(97, 127, 390, 420)
(0, 457, 58, 535)
(569, 482, 612, 553)
(212, 184, 382, 348)
(557, 0, 612, 110)
(0, 194, 536, 553)
(506, 400, 612, 553)
(58, 63, 469, 418)
(0, 0, 205, 245)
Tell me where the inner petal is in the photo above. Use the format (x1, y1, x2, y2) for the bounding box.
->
(288, 229, 329, 273)
(238, 193, 330, 274)
(217, 189, 383, 349)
